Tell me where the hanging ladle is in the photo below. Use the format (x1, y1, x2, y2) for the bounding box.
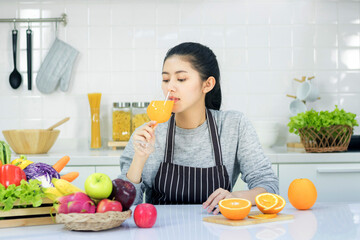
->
(46, 117, 70, 131)
(9, 20, 22, 89)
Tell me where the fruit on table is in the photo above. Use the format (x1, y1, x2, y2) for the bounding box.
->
(288, 178, 317, 210)
(84, 173, 113, 199)
(255, 193, 286, 214)
(52, 178, 85, 195)
(134, 203, 157, 228)
(54, 192, 95, 214)
(218, 198, 252, 220)
(109, 178, 136, 211)
(96, 199, 123, 213)
(0, 164, 27, 188)
(255, 193, 279, 214)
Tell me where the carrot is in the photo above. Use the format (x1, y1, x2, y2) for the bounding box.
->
(53, 156, 70, 173)
(60, 172, 79, 182)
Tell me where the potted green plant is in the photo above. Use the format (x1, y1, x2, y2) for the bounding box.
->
(288, 106, 358, 152)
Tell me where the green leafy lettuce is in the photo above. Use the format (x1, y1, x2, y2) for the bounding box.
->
(288, 105, 359, 135)
(0, 179, 45, 211)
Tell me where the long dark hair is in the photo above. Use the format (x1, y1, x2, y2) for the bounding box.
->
(163, 42, 221, 110)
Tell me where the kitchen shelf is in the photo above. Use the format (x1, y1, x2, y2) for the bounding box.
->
(108, 141, 129, 150)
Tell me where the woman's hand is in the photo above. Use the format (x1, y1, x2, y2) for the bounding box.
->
(202, 188, 235, 215)
(133, 121, 157, 156)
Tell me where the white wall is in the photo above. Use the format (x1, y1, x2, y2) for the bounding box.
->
(0, 0, 359, 146)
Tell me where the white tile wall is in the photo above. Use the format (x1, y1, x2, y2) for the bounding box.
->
(0, 0, 359, 144)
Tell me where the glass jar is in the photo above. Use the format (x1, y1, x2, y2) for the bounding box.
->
(131, 102, 150, 134)
(112, 102, 131, 141)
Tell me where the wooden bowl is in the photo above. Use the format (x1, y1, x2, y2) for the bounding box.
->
(2, 129, 60, 154)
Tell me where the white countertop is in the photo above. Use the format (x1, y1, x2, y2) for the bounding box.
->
(0, 203, 359, 239)
(18, 139, 360, 166)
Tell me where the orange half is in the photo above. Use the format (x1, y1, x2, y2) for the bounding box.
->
(219, 198, 252, 220)
(255, 193, 279, 214)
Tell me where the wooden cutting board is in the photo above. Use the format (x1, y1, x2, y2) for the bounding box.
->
(203, 211, 294, 226)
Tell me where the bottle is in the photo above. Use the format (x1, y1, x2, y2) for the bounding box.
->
(88, 93, 102, 149)
(112, 102, 131, 141)
(131, 102, 150, 134)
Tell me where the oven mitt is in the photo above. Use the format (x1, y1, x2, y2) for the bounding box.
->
(36, 38, 79, 94)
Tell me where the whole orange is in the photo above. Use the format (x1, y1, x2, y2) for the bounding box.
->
(288, 178, 317, 210)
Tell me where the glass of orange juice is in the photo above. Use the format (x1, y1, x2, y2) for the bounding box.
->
(147, 100, 174, 124)
(133, 96, 174, 154)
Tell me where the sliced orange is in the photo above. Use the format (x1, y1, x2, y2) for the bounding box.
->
(248, 213, 277, 219)
(255, 193, 279, 214)
(266, 194, 286, 214)
(218, 198, 252, 220)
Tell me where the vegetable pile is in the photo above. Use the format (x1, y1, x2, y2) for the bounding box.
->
(0, 153, 79, 211)
(288, 106, 359, 135)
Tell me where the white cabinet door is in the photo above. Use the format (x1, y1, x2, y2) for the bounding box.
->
(60, 166, 96, 189)
(96, 166, 121, 181)
(232, 164, 278, 192)
(279, 164, 360, 202)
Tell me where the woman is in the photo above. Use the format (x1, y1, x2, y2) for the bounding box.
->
(120, 42, 278, 214)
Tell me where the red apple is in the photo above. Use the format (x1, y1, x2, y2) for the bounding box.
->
(96, 199, 123, 213)
(134, 203, 157, 228)
(109, 178, 136, 210)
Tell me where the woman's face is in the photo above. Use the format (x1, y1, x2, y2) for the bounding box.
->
(162, 55, 205, 113)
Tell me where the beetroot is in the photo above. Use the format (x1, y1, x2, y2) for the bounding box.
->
(54, 192, 95, 214)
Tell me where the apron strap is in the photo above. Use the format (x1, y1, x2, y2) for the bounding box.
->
(206, 109, 223, 166)
(164, 109, 223, 166)
(164, 113, 175, 163)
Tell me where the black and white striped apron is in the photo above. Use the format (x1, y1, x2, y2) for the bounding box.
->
(151, 108, 231, 205)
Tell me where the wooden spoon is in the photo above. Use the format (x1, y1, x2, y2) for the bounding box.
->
(46, 117, 70, 131)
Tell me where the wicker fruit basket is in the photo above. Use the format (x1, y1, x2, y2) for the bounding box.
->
(299, 125, 352, 153)
(56, 210, 132, 231)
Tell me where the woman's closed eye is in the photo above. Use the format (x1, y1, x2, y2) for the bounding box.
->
(162, 78, 186, 83)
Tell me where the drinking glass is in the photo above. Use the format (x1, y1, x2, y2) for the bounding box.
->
(133, 99, 174, 154)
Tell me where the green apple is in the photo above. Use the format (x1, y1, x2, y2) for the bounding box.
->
(84, 173, 113, 199)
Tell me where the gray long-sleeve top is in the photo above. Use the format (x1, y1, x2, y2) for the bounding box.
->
(119, 109, 279, 205)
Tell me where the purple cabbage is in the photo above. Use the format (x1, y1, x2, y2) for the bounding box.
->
(23, 162, 60, 187)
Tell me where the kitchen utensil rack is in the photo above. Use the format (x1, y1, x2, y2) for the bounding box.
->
(0, 13, 67, 26)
